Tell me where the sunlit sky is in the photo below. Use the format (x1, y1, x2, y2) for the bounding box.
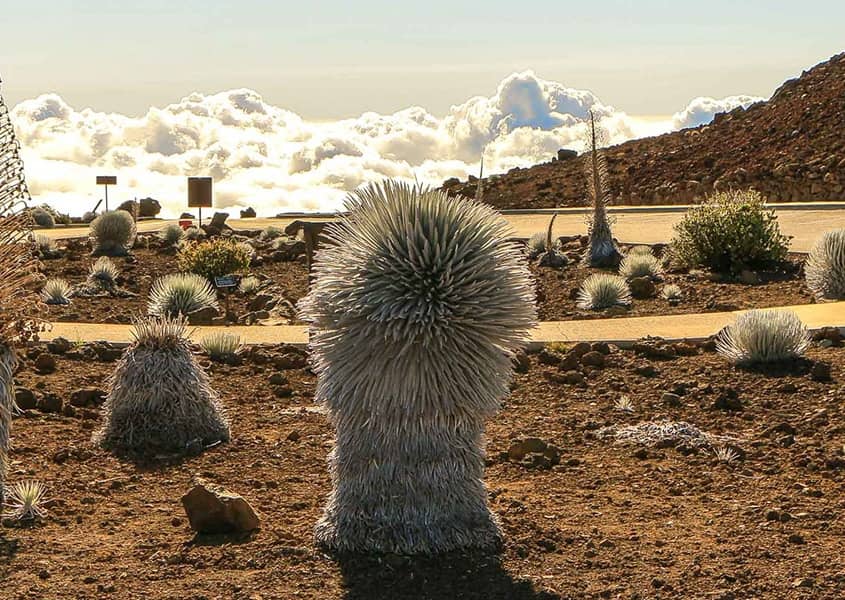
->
(5, 0, 844, 118)
(5, 1, 844, 217)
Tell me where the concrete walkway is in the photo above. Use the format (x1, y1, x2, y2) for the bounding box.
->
(38, 202, 845, 252)
(41, 302, 844, 349)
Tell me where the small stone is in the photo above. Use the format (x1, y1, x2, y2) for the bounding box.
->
(272, 386, 293, 398)
(286, 430, 301, 442)
(810, 361, 832, 382)
(787, 533, 805, 544)
(268, 373, 287, 386)
(181, 480, 260, 534)
(561, 370, 585, 385)
(507, 437, 548, 461)
(537, 350, 562, 366)
(14, 387, 38, 410)
(46, 337, 72, 354)
(712, 387, 743, 411)
(580, 351, 606, 368)
(69, 388, 106, 407)
(598, 539, 615, 549)
(273, 353, 307, 370)
(512, 351, 530, 374)
(634, 365, 658, 378)
(765, 509, 781, 521)
(36, 393, 62, 413)
(568, 342, 592, 357)
(558, 352, 581, 371)
(661, 392, 683, 407)
(590, 342, 611, 355)
(34, 353, 56, 374)
(629, 277, 656, 299)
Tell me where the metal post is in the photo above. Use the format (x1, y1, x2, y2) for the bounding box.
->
(104, 184, 109, 211)
(199, 206, 202, 229)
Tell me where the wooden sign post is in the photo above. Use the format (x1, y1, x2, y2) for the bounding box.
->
(187, 177, 213, 228)
(96, 175, 117, 211)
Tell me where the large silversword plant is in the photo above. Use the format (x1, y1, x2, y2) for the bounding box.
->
(299, 180, 537, 554)
(0, 77, 43, 512)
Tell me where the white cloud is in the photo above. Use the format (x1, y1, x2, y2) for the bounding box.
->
(671, 95, 763, 129)
(11, 72, 761, 218)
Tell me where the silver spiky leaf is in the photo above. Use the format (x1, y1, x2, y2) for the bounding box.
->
(715, 309, 810, 365)
(805, 229, 845, 301)
(93, 316, 230, 454)
(299, 179, 536, 554)
(0, 77, 42, 513)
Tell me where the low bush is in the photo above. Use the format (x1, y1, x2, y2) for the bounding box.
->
(619, 253, 663, 280)
(239, 276, 261, 294)
(90, 210, 136, 256)
(89, 256, 120, 284)
(576, 274, 632, 310)
(660, 284, 683, 302)
(804, 229, 845, 300)
(158, 223, 185, 246)
(177, 238, 251, 280)
(41, 279, 72, 305)
(669, 190, 789, 273)
(200, 332, 242, 362)
(34, 234, 61, 259)
(147, 273, 219, 318)
(261, 225, 284, 240)
(715, 309, 810, 365)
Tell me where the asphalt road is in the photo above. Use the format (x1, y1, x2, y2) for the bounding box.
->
(38, 204, 845, 252)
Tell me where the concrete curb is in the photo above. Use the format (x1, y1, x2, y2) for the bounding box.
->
(40, 302, 844, 350)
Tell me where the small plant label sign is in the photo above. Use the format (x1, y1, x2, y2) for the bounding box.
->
(214, 275, 240, 289)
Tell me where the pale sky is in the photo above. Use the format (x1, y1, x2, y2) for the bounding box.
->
(4, 0, 844, 118)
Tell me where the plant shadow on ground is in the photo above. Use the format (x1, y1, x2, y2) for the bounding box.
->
(737, 357, 814, 378)
(334, 550, 563, 600)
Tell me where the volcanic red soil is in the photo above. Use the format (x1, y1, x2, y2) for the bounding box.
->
(2, 335, 844, 598)
(39, 236, 814, 325)
(444, 52, 845, 209)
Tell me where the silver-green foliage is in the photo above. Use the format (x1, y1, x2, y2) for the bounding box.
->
(576, 274, 632, 309)
(89, 256, 119, 284)
(239, 275, 261, 294)
(299, 179, 536, 554)
(158, 223, 185, 246)
(661, 284, 683, 301)
(3, 480, 47, 521)
(715, 309, 810, 365)
(669, 190, 789, 273)
(619, 253, 663, 280)
(34, 233, 60, 259)
(90, 210, 137, 256)
(183, 226, 204, 241)
(148, 273, 218, 318)
(261, 225, 284, 240)
(41, 278, 73, 305)
(200, 332, 241, 361)
(628, 245, 654, 256)
(93, 316, 229, 454)
(804, 229, 845, 300)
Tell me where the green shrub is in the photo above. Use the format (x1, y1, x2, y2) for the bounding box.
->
(148, 273, 219, 318)
(90, 210, 136, 256)
(177, 238, 251, 280)
(576, 274, 631, 310)
(804, 229, 845, 300)
(158, 223, 185, 246)
(260, 225, 284, 240)
(669, 190, 789, 273)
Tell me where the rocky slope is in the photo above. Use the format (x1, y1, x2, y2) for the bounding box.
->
(444, 52, 845, 209)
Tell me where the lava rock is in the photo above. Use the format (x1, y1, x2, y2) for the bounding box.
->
(36, 393, 63, 413)
(69, 388, 106, 407)
(239, 207, 256, 218)
(138, 197, 162, 218)
(46, 337, 72, 354)
(187, 306, 220, 325)
(810, 361, 832, 382)
(580, 351, 606, 368)
(34, 353, 57, 374)
(629, 277, 656, 299)
(14, 387, 38, 410)
(181, 481, 260, 534)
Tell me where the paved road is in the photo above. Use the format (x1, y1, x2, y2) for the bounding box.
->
(38, 204, 845, 252)
(43, 302, 844, 348)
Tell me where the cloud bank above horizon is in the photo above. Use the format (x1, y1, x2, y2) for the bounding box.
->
(11, 72, 762, 218)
